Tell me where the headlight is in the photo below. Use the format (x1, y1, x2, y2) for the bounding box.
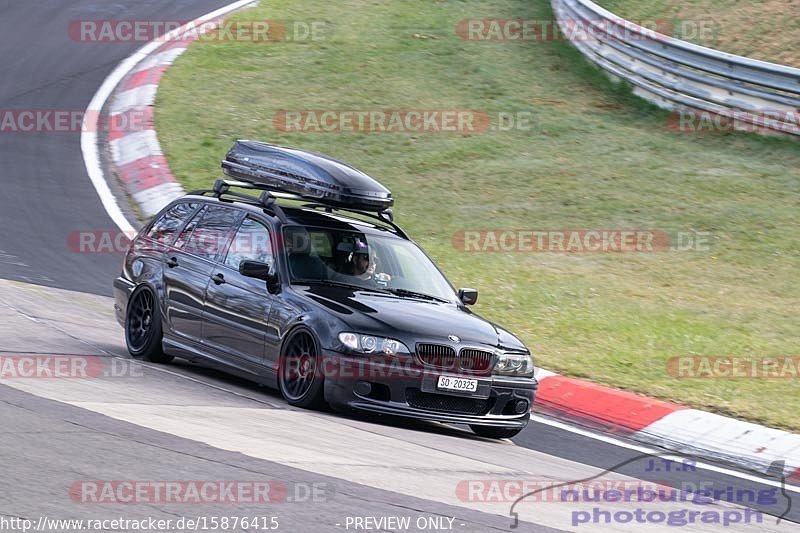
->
(493, 352, 534, 377)
(338, 332, 410, 356)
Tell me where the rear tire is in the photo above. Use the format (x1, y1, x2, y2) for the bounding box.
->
(278, 329, 326, 409)
(469, 425, 523, 439)
(125, 286, 173, 364)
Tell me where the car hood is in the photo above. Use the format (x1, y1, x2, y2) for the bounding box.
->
(296, 285, 528, 352)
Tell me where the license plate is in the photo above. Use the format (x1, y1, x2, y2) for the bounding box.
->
(437, 375, 478, 393)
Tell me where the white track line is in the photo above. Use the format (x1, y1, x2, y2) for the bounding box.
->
(532, 414, 800, 494)
(80, 0, 257, 233)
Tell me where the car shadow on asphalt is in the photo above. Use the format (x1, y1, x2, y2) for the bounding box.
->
(155, 357, 497, 443)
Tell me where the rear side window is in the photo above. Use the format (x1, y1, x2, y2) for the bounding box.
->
(174, 205, 205, 249)
(224, 218, 274, 270)
(180, 205, 242, 261)
(145, 203, 197, 244)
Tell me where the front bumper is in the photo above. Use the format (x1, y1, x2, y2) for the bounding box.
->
(322, 352, 537, 428)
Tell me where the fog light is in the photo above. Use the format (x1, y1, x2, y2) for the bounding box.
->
(514, 399, 529, 414)
(354, 381, 372, 396)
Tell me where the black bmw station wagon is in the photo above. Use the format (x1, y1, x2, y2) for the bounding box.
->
(114, 141, 537, 438)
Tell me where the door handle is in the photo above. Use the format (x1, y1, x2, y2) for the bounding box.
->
(211, 273, 226, 285)
(166, 256, 179, 268)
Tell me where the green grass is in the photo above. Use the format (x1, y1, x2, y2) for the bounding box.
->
(155, 0, 800, 430)
(596, 0, 800, 67)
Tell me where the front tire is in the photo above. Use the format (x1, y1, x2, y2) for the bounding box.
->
(469, 425, 523, 439)
(278, 329, 326, 409)
(125, 286, 173, 364)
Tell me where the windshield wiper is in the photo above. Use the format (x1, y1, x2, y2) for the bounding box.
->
(386, 288, 450, 303)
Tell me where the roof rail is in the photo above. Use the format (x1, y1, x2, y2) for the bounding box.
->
(188, 179, 289, 222)
(190, 179, 408, 238)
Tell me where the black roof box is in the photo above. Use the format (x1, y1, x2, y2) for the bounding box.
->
(222, 140, 393, 212)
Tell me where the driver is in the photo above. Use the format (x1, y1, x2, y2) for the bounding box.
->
(349, 239, 375, 280)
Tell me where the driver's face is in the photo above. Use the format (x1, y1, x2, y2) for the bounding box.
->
(354, 253, 369, 275)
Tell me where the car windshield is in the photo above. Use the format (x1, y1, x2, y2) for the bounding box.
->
(283, 225, 456, 302)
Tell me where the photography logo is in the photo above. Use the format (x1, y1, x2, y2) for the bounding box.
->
(507, 452, 792, 529)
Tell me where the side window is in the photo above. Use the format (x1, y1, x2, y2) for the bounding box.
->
(224, 218, 274, 270)
(145, 203, 197, 245)
(174, 206, 205, 249)
(181, 206, 242, 261)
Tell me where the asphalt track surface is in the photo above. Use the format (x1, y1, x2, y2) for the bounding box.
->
(0, 0, 228, 295)
(0, 1, 797, 532)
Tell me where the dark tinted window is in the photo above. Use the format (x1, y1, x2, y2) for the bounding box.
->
(174, 205, 205, 249)
(224, 218, 274, 270)
(145, 203, 197, 244)
(181, 206, 242, 261)
(282, 226, 455, 301)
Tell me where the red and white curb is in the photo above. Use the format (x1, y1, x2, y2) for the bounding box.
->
(83, 0, 800, 486)
(108, 39, 188, 217)
(534, 368, 800, 482)
(81, 0, 257, 225)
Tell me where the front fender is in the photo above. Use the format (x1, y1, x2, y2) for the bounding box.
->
(275, 290, 351, 353)
(279, 311, 348, 353)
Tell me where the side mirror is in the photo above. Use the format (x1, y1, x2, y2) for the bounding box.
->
(458, 288, 478, 306)
(240, 260, 280, 294)
(239, 260, 271, 280)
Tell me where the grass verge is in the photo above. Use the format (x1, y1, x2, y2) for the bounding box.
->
(155, 0, 800, 430)
(596, 0, 800, 67)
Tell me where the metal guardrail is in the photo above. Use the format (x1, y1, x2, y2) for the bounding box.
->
(551, 0, 800, 136)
